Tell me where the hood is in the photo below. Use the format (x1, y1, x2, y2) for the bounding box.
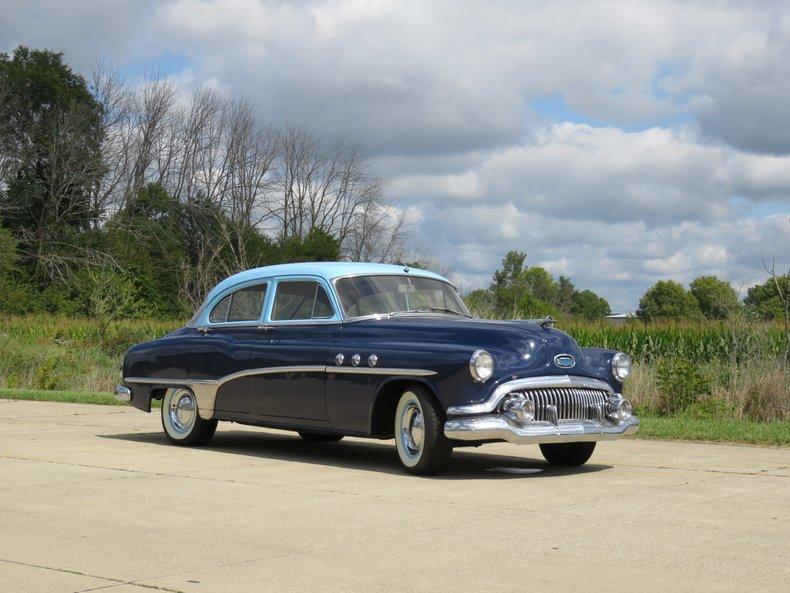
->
(344, 315, 610, 383)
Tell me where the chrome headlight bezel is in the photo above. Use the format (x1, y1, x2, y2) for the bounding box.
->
(469, 349, 495, 382)
(611, 352, 632, 382)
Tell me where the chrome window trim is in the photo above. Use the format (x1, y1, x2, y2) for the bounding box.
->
(265, 276, 342, 324)
(198, 278, 274, 328)
(125, 365, 436, 419)
(330, 273, 469, 320)
(446, 375, 615, 416)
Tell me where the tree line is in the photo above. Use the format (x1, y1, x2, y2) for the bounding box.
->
(637, 274, 788, 322)
(465, 251, 612, 320)
(466, 250, 788, 323)
(0, 47, 407, 318)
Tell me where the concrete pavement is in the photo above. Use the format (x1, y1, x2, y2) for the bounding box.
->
(0, 399, 788, 593)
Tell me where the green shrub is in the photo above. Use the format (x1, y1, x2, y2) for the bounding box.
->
(686, 395, 737, 420)
(655, 358, 711, 414)
(35, 357, 60, 390)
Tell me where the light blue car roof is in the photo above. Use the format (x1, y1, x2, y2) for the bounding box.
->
(203, 261, 450, 306)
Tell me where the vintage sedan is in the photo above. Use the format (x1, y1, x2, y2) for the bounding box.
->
(116, 262, 638, 475)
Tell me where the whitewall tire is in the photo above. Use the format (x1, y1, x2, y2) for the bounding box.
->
(394, 386, 452, 475)
(161, 388, 217, 446)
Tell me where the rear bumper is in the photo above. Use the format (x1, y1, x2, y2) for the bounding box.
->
(114, 385, 132, 403)
(444, 414, 639, 445)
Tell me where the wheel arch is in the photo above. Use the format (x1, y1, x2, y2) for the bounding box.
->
(369, 377, 442, 438)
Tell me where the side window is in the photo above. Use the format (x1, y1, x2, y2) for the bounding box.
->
(208, 295, 231, 323)
(208, 284, 267, 323)
(272, 281, 335, 321)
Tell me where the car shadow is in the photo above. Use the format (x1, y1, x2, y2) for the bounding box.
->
(99, 429, 612, 479)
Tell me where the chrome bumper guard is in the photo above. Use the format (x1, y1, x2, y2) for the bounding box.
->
(114, 384, 132, 403)
(444, 414, 639, 445)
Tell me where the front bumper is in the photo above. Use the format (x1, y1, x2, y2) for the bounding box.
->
(444, 414, 639, 445)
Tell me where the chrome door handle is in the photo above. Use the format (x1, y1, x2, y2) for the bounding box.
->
(257, 325, 274, 332)
(197, 326, 212, 334)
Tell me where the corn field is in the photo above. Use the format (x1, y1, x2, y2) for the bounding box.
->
(561, 321, 787, 363)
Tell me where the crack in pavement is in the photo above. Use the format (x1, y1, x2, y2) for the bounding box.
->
(617, 462, 789, 478)
(0, 558, 184, 593)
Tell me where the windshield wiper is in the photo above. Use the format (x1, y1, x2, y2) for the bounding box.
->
(389, 307, 470, 317)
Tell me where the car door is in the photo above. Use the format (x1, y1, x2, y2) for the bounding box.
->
(189, 281, 270, 414)
(248, 277, 340, 422)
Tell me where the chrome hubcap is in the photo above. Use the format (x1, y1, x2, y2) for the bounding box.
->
(169, 391, 196, 434)
(400, 402, 424, 457)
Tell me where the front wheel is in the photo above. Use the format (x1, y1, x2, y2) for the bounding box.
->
(394, 387, 452, 475)
(161, 388, 217, 446)
(539, 442, 596, 466)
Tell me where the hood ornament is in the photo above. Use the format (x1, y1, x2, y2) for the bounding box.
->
(526, 316, 556, 328)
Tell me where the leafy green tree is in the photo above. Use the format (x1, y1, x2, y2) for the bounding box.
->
(0, 226, 18, 279)
(555, 275, 576, 314)
(637, 280, 702, 321)
(464, 288, 495, 318)
(523, 266, 556, 304)
(744, 275, 790, 320)
(277, 228, 341, 263)
(0, 46, 104, 278)
(689, 275, 740, 319)
(571, 289, 611, 320)
(489, 251, 559, 318)
(0, 224, 43, 313)
(491, 250, 530, 317)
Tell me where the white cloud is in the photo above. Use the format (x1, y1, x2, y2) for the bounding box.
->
(386, 123, 790, 224)
(2, 0, 789, 309)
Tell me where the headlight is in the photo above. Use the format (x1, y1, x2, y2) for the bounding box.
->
(611, 352, 631, 382)
(469, 349, 494, 382)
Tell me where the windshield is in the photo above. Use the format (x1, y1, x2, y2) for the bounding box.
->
(335, 275, 470, 318)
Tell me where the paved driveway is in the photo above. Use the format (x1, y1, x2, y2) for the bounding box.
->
(1, 399, 788, 593)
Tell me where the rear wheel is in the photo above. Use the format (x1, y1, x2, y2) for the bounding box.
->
(539, 442, 596, 466)
(394, 386, 452, 475)
(161, 388, 217, 446)
(298, 431, 343, 442)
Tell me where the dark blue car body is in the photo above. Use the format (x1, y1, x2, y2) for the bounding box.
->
(119, 262, 638, 456)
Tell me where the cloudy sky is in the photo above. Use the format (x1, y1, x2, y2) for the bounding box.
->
(2, 0, 789, 310)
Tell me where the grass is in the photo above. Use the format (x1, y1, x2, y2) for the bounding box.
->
(634, 413, 790, 447)
(0, 387, 123, 406)
(0, 388, 161, 407)
(1, 387, 786, 446)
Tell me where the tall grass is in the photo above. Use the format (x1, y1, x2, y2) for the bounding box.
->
(625, 360, 789, 422)
(0, 315, 181, 393)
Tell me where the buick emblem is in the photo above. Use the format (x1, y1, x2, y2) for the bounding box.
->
(554, 354, 576, 369)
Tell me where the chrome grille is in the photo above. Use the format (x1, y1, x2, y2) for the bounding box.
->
(513, 387, 609, 421)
